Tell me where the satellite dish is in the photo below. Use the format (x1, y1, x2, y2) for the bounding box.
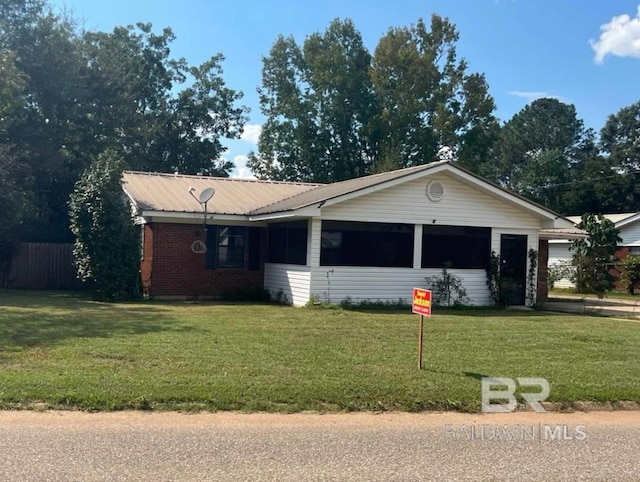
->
(198, 187, 215, 204)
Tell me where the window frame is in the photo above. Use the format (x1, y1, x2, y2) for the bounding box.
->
(320, 220, 414, 268)
(421, 225, 491, 270)
(216, 226, 246, 269)
(267, 220, 308, 266)
(205, 225, 262, 271)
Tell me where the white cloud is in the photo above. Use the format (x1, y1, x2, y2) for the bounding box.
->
(590, 6, 640, 64)
(230, 155, 257, 180)
(240, 124, 262, 145)
(508, 91, 565, 102)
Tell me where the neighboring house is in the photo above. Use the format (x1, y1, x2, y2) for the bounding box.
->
(548, 213, 640, 288)
(549, 213, 640, 288)
(123, 160, 576, 306)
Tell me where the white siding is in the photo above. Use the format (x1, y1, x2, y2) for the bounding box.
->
(321, 173, 542, 230)
(549, 242, 572, 264)
(620, 221, 640, 247)
(309, 267, 490, 306)
(264, 263, 311, 306)
(548, 242, 574, 288)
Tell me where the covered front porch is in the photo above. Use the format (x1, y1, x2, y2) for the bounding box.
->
(262, 218, 538, 306)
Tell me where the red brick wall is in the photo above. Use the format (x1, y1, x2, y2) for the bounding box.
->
(142, 222, 265, 297)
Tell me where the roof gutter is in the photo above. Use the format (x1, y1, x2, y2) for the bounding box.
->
(140, 211, 250, 222)
(248, 211, 298, 222)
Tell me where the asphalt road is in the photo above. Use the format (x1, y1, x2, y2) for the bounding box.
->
(0, 411, 639, 481)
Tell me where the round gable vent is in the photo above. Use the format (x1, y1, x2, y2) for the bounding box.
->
(426, 180, 444, 202)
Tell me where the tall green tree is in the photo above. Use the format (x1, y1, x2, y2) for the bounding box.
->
(560, 140, 627, 215)
(248, 19, 377, 182)
(599, 100, 640, 211)
(371, 16, 498, 174)
(69, 151, 141, 301)
(497, 98, 595, 213)
(601, 100, 640, 173)
(249, 15, 497, 182)
(81, 25, 246, 175)
(0, 49, 31, 286)
(0, 50, 26, 131)
(1, 0, 85, 240)
(1, 0, 247, 242)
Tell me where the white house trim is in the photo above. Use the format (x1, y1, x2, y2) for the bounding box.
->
(248, 211, 297, 222)
(249, 207, 321, 222)
(141, 211, 268, 226)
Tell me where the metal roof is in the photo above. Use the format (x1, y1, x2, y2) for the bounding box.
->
(122, 171, 320, 216)
(123, 161, 574, 225)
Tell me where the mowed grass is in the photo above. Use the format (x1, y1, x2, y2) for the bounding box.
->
(0, 290, 639, 412)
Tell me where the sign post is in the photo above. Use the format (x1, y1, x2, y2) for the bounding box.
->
(418, 315, 424, 370)
(412, 288, 432, 370)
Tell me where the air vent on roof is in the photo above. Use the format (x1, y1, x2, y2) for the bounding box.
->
(426, 180, 444, 202)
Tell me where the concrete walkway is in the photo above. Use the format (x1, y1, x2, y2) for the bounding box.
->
(544, 293, 640, 319)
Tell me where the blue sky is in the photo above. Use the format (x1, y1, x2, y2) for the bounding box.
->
(50, 0, 640, 178)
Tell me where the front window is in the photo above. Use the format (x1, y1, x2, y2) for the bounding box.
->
(422, 225, 490, 269)
(268, 221, 308, 265)
(217, 226, 246, 268)
(320, 220, 414, 267)
(205, 226, 261, 270)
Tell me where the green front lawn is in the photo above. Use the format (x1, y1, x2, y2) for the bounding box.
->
(0, 290, 639, 412)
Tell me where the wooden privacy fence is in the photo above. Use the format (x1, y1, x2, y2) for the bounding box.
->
(8, 243, 85, 290)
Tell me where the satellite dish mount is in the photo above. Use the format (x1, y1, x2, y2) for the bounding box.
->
(188, 186, 216, 253)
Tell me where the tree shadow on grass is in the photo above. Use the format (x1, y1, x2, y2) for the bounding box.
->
(462, 371, 491, 380)
(423, 368, 491, 381)
(0, 290, 195, 350)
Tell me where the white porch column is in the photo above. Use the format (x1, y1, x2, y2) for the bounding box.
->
(413, 224, 423, 268)
(308, 218, 322, 267)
